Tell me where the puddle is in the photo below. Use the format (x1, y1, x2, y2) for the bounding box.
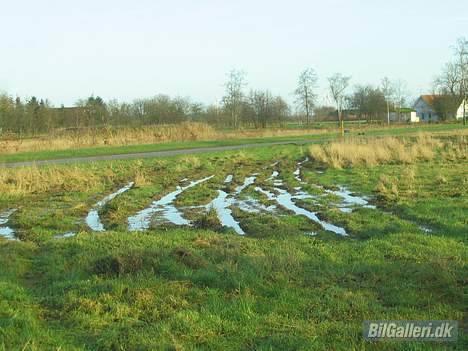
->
(54, 231, 77, 239)
(235, 176, 256, 194)
(267, 171, 279, 181)
(419, 225, 432, 233)
(128, 176, 213, 231)
(293, 168, 302, 182)
(267, 170, 284, 187)
(0, 209, 17, 240)
(207, 190, 245, 235)
(224, 175, 233, 183)
(294, 157, 309, 182)
(237, 198, 276, 214)
(86, 182, 134, 232)
(292, 189, 315, 200)
(255, 187, 348, 236)
(325, 187, 375, 212)
(205, 175, 258, 235)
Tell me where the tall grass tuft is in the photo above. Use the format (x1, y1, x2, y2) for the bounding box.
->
(309, 134, 446, 168)
(0, 165, 104, 195)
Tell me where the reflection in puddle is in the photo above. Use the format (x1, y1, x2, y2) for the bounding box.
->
(255, 186, 348, 236)
(235, 176, 256, 194)
(0, 209, 17, 240)
(326, 187, 375, 212)
(267, 171, 279, 181)
(207, 190, 245, 235)
(54, 232, 77, 239)
(292, 189, 315, 200)
(237, 198, 276, 213)
(267, 170, 284, 187)
(128, 176, 213, 231)
(294, 157, 309, 182)
(206, 175, 258, 235)
(419, 225, 432, 233)
(86, 182, 134, 232)
(293, 168, 302, 182)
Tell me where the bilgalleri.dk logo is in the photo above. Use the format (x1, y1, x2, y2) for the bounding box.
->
(363, 320, 458, 341)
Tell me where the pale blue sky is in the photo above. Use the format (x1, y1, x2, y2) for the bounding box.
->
(1, 0, 466, 106)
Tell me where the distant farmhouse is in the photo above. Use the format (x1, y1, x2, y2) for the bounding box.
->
(413, 95, 466, 122)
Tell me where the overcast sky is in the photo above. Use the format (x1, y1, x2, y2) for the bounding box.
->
(1, 0, 466, 106)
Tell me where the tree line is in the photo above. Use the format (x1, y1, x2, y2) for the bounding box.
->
(1, 37, 466, 135)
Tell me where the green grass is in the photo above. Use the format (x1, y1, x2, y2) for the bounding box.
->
(0, 139, 466, 350)
(0, 122, 463, 164)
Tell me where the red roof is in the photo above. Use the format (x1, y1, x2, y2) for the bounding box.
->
(420, 95, 462, 107)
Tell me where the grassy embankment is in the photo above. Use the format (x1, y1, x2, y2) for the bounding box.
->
(0, 122, 463, 164)
(0, 132, 466, 350)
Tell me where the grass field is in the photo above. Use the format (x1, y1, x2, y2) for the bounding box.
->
(0, 130, 466, 350)
(0, 122, 462, 164)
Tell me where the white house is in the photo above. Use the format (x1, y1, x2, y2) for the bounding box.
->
(456, 100, 467, 119)
(413, 95, 467, 122)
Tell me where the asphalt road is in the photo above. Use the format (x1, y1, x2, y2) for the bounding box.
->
(0, 139, 323, 168)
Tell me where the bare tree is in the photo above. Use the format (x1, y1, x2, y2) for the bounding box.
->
(328, 73, 351, 136)
(435, 37, 468, 124)
(294, 68, 318, 125)
(393, 80, 409, 122)
(381, 77, 394, 125)
(434, 62, 460, 95)
(222, 69, 247, 128)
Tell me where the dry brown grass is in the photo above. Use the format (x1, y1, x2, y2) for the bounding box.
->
(133, 161, 151, 187)
(309, 133, 446, 168)
(375, 174, 400, 201)
(0, 122, 219, 154)
(0, 165, 105, 195)
(0, 122, 331, 155)
(441, 135, 468, 161)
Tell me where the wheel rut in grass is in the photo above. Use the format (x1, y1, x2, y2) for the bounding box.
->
(86, 182, 135, 232)
(2, 158, 389, 240)
(128, 176, 214, 231)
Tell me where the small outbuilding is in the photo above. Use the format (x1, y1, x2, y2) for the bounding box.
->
(389, 108, 419, 123)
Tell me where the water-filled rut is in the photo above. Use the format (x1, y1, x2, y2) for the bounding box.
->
(128, 176, 213, 231)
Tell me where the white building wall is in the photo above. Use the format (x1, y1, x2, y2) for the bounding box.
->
(456, 100, 467, 120)
(409, 111, 419, 122)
